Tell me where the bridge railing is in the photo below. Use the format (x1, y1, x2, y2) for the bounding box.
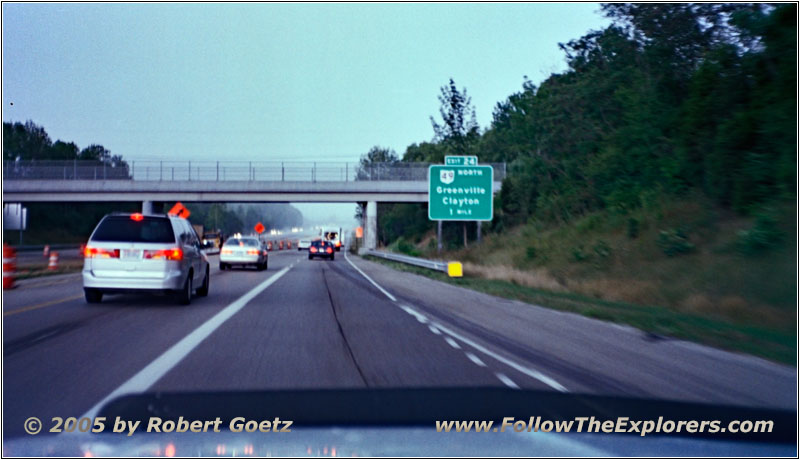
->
(3, 161, 507, 182)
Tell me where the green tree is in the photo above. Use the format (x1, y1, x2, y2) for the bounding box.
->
(355, 146, 399, 181)
(430, 78, 480, 156)
(51, 141, 80, 160)
(3, 121, 52, 161)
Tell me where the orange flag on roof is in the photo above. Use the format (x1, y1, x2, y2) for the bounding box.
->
(168, 202, 190, 218)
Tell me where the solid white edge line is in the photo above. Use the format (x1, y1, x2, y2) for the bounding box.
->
(343, 251, 397, 302)
(404, 304, 566, 392)
(79, 265, 293, 420)
(400, 304, 427, 323)
(433, 320, 568, 393)
(344, 253, 568, 393)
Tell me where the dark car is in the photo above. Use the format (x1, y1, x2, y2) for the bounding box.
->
(308, 239, 335, 260)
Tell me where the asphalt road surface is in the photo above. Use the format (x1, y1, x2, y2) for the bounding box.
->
(3, 249, 796, 438)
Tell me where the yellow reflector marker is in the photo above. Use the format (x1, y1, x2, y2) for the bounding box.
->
(447, 262, 463, 277)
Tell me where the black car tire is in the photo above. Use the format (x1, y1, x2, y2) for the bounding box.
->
(308, 254, 313, 260)
(196, 266, 209, 297)
(330, 253, 335, 261)
(219, 262, 227, 271)
(84, 288, 103, 304)
(176, 274, 192, 305)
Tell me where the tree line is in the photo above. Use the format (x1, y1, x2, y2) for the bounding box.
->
(3, 120, 127, 168)
(3, 122, 303, 243)
(359, 3, 795, 247)
(184, 202, 303, 236)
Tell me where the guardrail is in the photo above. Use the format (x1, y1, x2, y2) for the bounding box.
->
(363, 249, 448, 272)
(3, 161, 508, 183)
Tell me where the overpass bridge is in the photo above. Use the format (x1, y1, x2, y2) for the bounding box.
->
(3, 160, 506, 249)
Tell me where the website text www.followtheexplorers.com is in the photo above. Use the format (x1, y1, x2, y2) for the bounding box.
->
(435, 417, 774, 437)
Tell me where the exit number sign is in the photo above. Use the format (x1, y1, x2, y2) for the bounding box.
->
(444, 155, 478, 166)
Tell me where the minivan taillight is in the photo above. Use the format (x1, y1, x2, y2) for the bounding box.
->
(143, 248, 183, 261)
(84, 246, 120, 258)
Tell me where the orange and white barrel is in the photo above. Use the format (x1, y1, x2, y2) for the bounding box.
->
(48, 251, 59, 270)
(3, 244, 16, 289)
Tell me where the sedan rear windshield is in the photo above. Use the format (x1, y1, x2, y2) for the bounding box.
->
(91, 216, 175, 243)
(225, 238, 259, 247)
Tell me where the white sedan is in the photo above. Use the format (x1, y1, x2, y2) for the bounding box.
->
(297, 238, 312, 251)
(219, 237, 268, 271)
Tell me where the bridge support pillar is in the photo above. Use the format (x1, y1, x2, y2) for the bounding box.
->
(142, 201, 154, 214)
(365, 201, 377, 250)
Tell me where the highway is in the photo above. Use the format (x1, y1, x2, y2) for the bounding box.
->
(3, 249, 796, 438)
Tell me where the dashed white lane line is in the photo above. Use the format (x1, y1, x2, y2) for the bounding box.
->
(401, 305, 567, 392)
(465, 352, 486, 367)
(496, 373, 520, 389)
(345, 254, 567, 393)
(79, 264, 293, 420)
(428, 325, 441, 335)
(444, 337, 461, 349)
(344, 251, 397, 302)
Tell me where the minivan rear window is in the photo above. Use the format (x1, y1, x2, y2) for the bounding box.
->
(91, 216, 176, 243)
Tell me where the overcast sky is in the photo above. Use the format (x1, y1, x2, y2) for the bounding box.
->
(2, 3, 609, 221)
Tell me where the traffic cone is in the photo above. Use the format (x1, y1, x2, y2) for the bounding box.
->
(3, 244, 16, 289)
(48, 252, 59, 271)
(43, 245, 50, 258)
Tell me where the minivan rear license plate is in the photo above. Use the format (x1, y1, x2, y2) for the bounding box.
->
(122, 249, 142, 259)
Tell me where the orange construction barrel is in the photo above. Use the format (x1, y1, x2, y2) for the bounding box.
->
(48, 251, 59, 271)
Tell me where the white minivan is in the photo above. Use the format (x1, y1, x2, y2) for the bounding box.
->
(82, 213, 211, 305)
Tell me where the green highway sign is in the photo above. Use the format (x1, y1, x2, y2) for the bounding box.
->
(444, 155, 478, 166)
(428, 165, 494, 221)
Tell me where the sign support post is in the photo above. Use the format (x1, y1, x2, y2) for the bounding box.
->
(437, 221, 442, 254)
